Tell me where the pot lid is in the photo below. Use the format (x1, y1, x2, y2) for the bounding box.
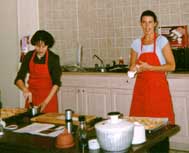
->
(95, 112, 134, 131)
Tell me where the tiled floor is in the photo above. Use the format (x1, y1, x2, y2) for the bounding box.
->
(169, 149, 189, 153)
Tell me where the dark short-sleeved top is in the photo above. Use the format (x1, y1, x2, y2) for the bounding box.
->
(14, 50, 62, 87)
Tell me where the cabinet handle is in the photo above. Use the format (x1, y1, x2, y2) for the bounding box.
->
(126, 80, 129, 83)
(78, 89, 80, 92)
(82, 89, 85, 92)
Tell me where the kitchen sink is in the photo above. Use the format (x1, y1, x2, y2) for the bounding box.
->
(61, 65, 86, 72)
(61, 65, 129, 73)
(61, 65, 105, 72)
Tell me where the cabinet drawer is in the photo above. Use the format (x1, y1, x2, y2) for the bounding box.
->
(168, 78, 189, 91)
(62, 75, 110, 88)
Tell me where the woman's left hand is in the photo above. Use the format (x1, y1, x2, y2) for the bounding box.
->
(138, 61, 152, 72)
(39, 101, 48, 112)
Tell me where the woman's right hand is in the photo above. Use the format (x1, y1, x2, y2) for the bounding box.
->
(23, 88, 32, 102)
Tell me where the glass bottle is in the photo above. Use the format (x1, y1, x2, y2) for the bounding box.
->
(77, 115, 88, 149)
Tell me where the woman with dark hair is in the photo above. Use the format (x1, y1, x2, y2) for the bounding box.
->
(15, 30, 62, 113)
(129, 10, 175, 153)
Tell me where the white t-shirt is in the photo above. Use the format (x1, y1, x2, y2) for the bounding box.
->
(131, 35, 168, 65)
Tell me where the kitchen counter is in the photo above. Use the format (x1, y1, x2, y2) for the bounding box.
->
(0, 115, 180, 153)
(62, 71, 128, 77)
(62, 71, 189, 78)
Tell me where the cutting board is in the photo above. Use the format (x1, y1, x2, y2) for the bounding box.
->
(1, 108, 27, 119)
(31, 113, 96, 125)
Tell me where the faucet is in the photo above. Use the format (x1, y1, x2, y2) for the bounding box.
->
(93, 54, 104, 67)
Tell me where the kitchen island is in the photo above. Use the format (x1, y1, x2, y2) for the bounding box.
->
(0, 116, 180, 153)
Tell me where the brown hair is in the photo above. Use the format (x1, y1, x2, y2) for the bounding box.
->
(140, 10, 158, 23)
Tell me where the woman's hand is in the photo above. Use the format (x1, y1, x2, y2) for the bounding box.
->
(38, 85, 59, 112)
(39, 101, 48, 112)
(23, 88, 32, 102)
(137, 61, 153, 72)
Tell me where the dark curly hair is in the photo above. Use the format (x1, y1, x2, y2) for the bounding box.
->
(31, 30, 55, 48)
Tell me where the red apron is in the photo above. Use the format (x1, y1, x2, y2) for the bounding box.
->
(129, 34, 175, 124)
(25, 51, 58, 113)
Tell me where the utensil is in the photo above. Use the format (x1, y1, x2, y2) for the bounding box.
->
(95, 112, 134, 152)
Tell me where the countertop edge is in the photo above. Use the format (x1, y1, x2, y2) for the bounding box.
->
(62, 72, 189, 78)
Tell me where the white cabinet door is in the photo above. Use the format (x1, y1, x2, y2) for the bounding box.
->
(168, 78, 189, 151)
(111, 89, 133, 116)
(110, 78, 135, 116)
(170, 91, 189, 151)
(76, 88, 87, 115)
(59, 86, 80, 113)
(83, 88, 111, 118)
(59, 86, 111, 118)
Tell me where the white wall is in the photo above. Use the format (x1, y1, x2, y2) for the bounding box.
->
(0, 0, 39, 107)
(0, 0, 19, 107)
(17, 0, 39, 44)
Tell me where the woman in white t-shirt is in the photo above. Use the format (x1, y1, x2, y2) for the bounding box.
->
(129, 10, 175, 153)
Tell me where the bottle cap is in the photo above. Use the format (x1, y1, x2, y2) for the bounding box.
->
(79, 115, 85, 122)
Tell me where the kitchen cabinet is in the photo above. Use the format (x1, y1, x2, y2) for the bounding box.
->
(59, 73, 189, 151)
(59, 74, 111, 118)
(110, 77, 135, 115)
(58, 86, 79, 113)
(82, 88, 111, 117)
(168, 78, 189, 151)
(111, 89, 133, 115)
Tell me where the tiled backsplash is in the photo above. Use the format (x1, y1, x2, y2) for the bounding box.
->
(39, 0, 189, 67)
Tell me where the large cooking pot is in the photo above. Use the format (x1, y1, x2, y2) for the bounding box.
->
(95, 112, 134, 152)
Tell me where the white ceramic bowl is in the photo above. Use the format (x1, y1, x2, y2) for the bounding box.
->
(95, 113, 134, 152)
